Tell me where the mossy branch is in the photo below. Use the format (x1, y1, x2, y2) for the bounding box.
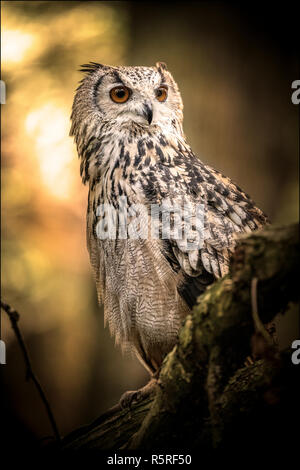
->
(61, 223, 299, 451)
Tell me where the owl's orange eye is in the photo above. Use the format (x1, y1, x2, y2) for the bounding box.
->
(110, 86, 130, 103)
(155, 85, 168, 102)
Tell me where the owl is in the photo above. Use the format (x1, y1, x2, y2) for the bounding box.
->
(70, 62, 268, 406)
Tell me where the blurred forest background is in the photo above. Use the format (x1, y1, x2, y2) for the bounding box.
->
(1, 1, 299, 446)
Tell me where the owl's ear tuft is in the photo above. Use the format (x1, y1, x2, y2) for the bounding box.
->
(79, 62, 105, 74)
(156, 61, 168, 72)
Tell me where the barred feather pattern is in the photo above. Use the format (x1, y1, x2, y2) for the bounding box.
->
(71, 63, 268, 374)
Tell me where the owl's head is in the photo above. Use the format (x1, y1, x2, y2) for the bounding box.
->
(70, 62, 184, 140)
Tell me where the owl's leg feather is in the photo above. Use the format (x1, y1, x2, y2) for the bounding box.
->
(119, 377, 158, 409)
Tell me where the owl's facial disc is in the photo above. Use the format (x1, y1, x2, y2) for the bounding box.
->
(71, 64, 184, 145)
(95, 70, 174, 128)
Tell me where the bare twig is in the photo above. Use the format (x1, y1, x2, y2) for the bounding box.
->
(250, 278, 274, 344)
(1, 300, 61, 443)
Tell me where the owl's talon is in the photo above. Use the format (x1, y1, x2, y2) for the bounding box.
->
(119, 390, 141, 409)
(119, 378, 157, 409)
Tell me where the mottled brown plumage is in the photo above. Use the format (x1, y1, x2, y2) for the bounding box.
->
(70, 62, 268, 382)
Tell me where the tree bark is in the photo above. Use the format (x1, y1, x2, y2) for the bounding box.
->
(61, 224, 299, 452)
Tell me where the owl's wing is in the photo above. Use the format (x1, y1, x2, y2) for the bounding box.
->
(86, 187, 106, 306)
(162, 158, 268, 305)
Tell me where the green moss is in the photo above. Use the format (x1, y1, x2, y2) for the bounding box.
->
(178, 314, 193, 350)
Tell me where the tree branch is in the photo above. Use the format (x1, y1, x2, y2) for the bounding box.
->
(60, 223, 299, 451)
(1, 301, 61, 444)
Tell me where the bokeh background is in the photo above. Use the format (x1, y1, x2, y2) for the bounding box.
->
(1, 1, 299, 447)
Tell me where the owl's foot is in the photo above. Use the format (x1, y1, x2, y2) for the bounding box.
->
(119, 378, 157, 409)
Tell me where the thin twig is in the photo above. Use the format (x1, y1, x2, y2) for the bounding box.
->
(250, 278, 273, 344)
(1, 300, 61, 443)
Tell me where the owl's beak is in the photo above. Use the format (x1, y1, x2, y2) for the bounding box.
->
(142, 103, 153, 125)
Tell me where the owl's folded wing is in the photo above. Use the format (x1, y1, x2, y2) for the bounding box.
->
(166, 161, 268, 281)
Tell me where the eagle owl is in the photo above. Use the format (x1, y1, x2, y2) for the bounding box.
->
(70, 62, 268, 403)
